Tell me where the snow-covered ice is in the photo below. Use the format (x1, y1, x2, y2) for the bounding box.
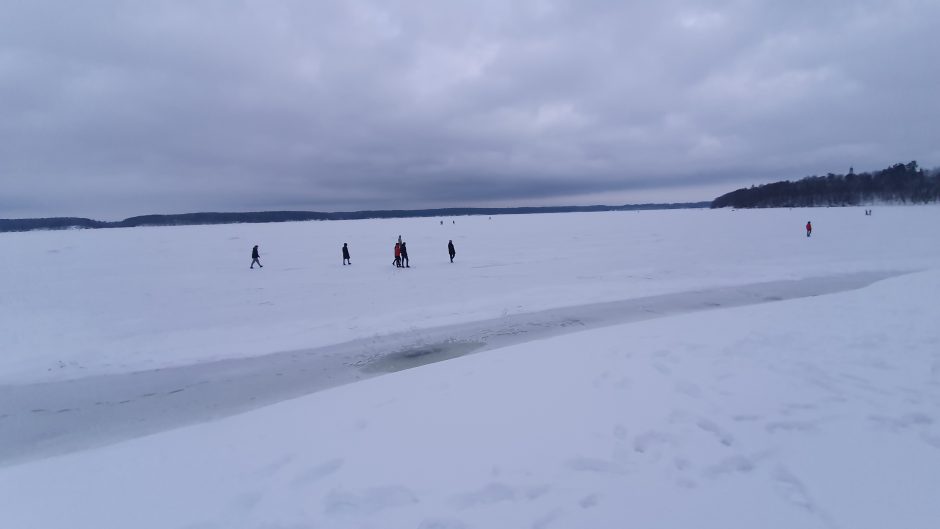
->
(2, 206, 939, 528)
(0, 270, 899, 465)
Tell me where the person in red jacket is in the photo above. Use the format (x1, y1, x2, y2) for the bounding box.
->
(394, 242, 402, 267)
(806, 221, 812, 237)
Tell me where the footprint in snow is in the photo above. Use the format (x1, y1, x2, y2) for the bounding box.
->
(765, 420, 818, 434)
(323, 486, 418, 516)
(920, 432, 940, 449)
(675, 380, 702, 398)
(696, 418, 734, 446)
(418, 519, 468, 529)
(772, 466, 835, 526)
(613, 423, 629, 441)
(633, 431, 674, 455)
(453, 482, 516, 509)
(652, 362, 672, 375)
(869, 412, 933, 432)
(532, 508, 565, 529)
(566, 457, 628, 475)
(579, 494, 600, 509)
(702, 455, 757, 478)
(246, 455, 295, 480)
(291, 458, 344, 488)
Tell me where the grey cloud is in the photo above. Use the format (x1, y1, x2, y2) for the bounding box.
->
(1, 0, 938, 218)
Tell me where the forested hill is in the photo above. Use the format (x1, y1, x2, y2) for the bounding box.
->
(0, 202, 709, 233)
(711, 162, 940, 209)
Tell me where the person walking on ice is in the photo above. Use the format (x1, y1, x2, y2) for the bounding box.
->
(342, 243, 351, 265)
(448, 240, 456, 263)
(250, 245, 263, 269)
(806, 221, 812, 238)
(400, 241, 410, 268)
(394, 242, 402, 268)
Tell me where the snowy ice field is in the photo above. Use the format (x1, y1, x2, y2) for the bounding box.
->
(2, 206, 940, 528)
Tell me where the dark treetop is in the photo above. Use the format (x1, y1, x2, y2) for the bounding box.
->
(711, 162, 940, 209)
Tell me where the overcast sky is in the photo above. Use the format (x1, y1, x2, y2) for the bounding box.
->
(2, 0, 938, 219)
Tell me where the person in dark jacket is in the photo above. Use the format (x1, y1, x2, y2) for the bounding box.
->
(448, 240, 456, 263)
(400, 241, 410, 268)
(250, 245, 262, 269)
(806, 221, 812, 237)
(342, 243, 351, 265)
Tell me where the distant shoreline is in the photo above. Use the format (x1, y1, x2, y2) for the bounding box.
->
(1, 202, 710, 233)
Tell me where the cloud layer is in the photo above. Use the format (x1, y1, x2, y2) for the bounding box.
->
(2, 0, 938, 218)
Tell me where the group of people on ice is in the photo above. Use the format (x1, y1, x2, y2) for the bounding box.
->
(249, 238, 456, 269)
(253, 217, 820, 269)
(389, 236, 456, 267)
(393, 236, 409, 268)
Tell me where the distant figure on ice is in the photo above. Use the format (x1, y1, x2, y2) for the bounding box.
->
(806, 221, 812, 237)
(394, 242, 402, 268)
(250, 245, 262, 269)
(400, 241, 410, 268)
(342, 243, 351, 265)
(448, 240, 456, 263)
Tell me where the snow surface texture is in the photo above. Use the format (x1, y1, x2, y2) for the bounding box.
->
(0, 271, 899, 465)
(2, 207, 940, 528)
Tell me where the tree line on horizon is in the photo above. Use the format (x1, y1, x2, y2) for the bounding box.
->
(0, 203, 709, 232)
(711, 161, 940, 209)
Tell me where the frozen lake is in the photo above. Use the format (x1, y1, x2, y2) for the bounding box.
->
(4, 206, 936, 385)
(2, 206, 940, 528)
